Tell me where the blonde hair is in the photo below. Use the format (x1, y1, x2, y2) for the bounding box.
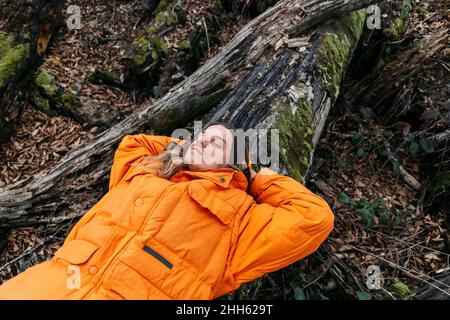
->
(133, 142, 186, 179)
(134, 122, 251, 180)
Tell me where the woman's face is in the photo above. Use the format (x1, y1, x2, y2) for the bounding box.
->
(183, 125, 234, 171)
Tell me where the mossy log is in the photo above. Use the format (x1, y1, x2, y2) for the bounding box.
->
(0, 0, 375, 228)
(110, 0, 187, 96)
(100, 0, 279, 99)
(32, 71, 119, 127)
(206, 9, 367, 183)
(345, 30, 448, 121)
(0, 0, 65, 142)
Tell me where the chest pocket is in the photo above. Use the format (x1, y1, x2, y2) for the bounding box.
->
(54, 239, 99, 265)
(187, 181, 236, 225)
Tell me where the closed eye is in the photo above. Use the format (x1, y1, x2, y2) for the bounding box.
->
(212, 136, 226, 147)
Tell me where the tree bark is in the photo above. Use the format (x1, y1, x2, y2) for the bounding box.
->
(0, 0, 375, 228)
(415, 269, 450, 300)
(345, 30, 449, 121)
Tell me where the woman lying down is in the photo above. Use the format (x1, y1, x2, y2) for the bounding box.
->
(0, 122, 334, 300)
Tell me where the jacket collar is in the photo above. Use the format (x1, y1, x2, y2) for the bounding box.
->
(171, 168, 248, 191)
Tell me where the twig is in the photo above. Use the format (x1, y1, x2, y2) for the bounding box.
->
(389, 156, 421, 190)
(427, 130, 450, 146)
(441, 61, 450, 73)
(0, 220, 70, 273)
(330, 238, 450, 298)
(302, 256, 334, 290)
(201, 17, 211, 59)
(0, 204, 84, 274)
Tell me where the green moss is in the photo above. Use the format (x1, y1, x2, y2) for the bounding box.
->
(34, 71, 81, 113)
(150, 37, 168, 55)
(277, 99, 313, 181)
(0, 32, 14, 57)
(418, 5, 430, 15)
(147, 4, 183, 34)
(89, 67, 119, 83)
(133, 36, 150, 47)
(386, 17, 407, 41)
(147, 88, 230, 132)
(149, 38, 168, 70)
(132, 37, 151, 66)
(316, 10, 365, 97)
(154, 8, 186, 27)
(154, 0, 168, 13)
(35, 71, 54, 86)
(178, 39, 191, 51)
(100, 68, 118, 81)
(29, 67, 85, 118)
(317, 33, 350, 96)
(0, 32, 30, 88)
(148, 25, 160, 34)
(341, 9, 366, 37)
(35, 71, 57, 95)
(131, 36, 168, 67)
(390, 282, 411, 300)
(59, 91, 81, 111)
(154, 11, 170, 25)
(60, 92, 73, 110)
(192, 88, 230, 113)
(150, 107, 182, 131)
(34, 93, 52, 114)
(133, 53, 146, 66)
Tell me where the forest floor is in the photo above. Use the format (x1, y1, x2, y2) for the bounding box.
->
(0, 0, 449, 300)
(0, 0, 249, 284)
(302, 1, 450, 300)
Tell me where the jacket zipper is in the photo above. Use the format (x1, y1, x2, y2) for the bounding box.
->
(143, 245, 173, 269)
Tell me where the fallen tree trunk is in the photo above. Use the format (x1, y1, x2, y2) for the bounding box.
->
(0, 0, 65, 142)
(414, 269, 450, 300)
(106, 0, 279, 99)
(346, 30, 449, 121)
(0, 0, 375, 228)
(205, 10, 367, 182)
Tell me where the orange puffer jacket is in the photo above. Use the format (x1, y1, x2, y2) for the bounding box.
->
(0, 134, 334, 300)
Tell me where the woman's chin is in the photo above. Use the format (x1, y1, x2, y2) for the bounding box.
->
(188, 163, 207, 171)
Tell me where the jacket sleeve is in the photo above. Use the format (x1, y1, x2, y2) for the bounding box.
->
(108, 134, 180, 190)
(228, 171, 334, 290)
